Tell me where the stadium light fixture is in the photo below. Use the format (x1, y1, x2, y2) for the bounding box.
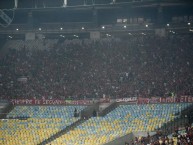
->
(188, 22, 191, 26)
(39, 28, 41, 31)
(167, 24, 170, 27)
(81, 27, 85, 30)
(102, 26, 105, 29)
(60, 27, 63, 30)
(145, 24, 148, 28)
(169, 30, 175, 34)
(106, 34, 111, 37)
(16, 28, 19, 31)
(124, 25, 127, 28)
(60, 35, 65, 38)
(73, 35, 79, 38)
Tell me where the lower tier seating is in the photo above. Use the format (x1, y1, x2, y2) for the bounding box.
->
(0, 105, 86, 145)
(50, 103, 192, 145)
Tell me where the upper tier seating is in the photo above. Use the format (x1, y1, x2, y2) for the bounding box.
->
(1, 36, 193, 99)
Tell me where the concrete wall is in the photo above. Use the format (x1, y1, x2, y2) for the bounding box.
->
(104, 133, 134, 145)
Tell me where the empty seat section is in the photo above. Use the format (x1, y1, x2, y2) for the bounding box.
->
(0, 105, 86, 145)
(50, 103, 192, 145)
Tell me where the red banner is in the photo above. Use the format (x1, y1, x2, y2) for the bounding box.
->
(138, 96, 193, 104)
(9, 96, 193, 105)
(10, 99, 93, 105)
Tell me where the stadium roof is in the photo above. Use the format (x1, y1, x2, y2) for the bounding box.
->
(0, 0, 192, 38)
(0, 0, 193, 10)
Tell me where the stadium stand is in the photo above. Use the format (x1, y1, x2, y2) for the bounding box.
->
(0, 1, 193, 145)
(130, 123, 193, 145)
(49, 103, 192, 145)
(0, 35, 193, 100)
(0, 105, 86, 145)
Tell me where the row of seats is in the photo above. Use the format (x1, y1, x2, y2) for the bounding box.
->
(7, 106, 84, 118)
(50, 103, 192, 145)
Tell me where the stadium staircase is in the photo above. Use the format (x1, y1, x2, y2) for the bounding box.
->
(160, 103, 193, 135)
(0, 101, 14, 119)
(98, 102, 118, 117)
(0, 38, 9, 59)
(181, 103, 193, 117)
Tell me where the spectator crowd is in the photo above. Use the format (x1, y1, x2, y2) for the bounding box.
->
(128, 123, 193, 145)
(0, 34, 193, 99)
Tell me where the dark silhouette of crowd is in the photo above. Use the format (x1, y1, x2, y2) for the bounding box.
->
(0, 34, 193, 99)
(128, 124, 193, 145)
